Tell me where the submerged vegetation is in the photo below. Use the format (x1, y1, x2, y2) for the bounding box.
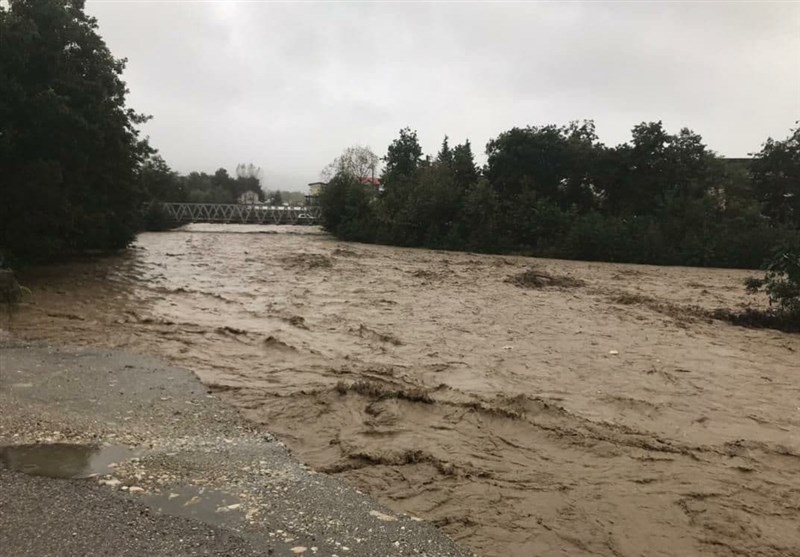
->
(741, 245, 800, 330)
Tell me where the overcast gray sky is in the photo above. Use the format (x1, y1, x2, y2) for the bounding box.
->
(87, 1, 799, 191)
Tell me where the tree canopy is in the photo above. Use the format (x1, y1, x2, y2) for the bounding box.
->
(1, 0, 150, 260)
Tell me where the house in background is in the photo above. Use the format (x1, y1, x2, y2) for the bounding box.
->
(306, 181, 327, 206)
(308, 182, 327, 196)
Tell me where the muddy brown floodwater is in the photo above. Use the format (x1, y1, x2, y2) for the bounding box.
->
(8, 224, 800, 557)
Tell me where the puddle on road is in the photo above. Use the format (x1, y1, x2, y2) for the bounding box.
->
(0, 443, 134, 479)
(143, 485, 244, 528)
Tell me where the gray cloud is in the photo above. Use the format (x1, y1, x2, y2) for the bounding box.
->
(88, 1, 800, 190)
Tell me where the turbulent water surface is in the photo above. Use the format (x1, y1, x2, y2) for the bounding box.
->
(11, 225, 800, 557)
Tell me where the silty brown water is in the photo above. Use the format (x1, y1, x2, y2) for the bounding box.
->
(10, 224, 800, 557)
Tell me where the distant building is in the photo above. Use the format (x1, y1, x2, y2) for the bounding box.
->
(306, 182, 327, 206)
(308, 182, 327, 196)
(237, 191, 261, 205)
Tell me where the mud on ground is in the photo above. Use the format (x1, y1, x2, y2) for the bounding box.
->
(9, 224, 800, 557)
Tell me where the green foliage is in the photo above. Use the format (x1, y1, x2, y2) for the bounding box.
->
(318, 174, 377, 242)
(320, 122, 800, 272)
(0, 0, 150, 261)
(383, 127, 423, 182)
(139, 155, 180, 201)
(141, 202, 174, 232)
(746, 245, 800, 319)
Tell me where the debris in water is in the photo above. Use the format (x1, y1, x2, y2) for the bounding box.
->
(144, 486, 243, 528)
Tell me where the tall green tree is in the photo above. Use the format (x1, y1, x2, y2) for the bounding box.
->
(452, 140, 479, 190)
(436, 136, 453, 166)
(0, 0, 151, 260)
(379, 128, 424, 235)
(382, 127, 423, 182)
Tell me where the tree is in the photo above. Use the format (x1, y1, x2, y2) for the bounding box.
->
(751, 125, 800, 228)
(0, 0, 151, 260)
(382, 128, 423, 182)
(322, 145, 379, 181)
(485, 125, 566, 200)
(452, 140, 479, 190)
(599, 122, 716, 216)
(236, 163, 263, 182)
(745, 244, 800, 325)
(318, 173, 377, 242)
(139, 154, 182, 201)
(436, 136, 453, 166)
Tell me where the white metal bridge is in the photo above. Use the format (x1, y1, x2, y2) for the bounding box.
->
(156, 203, 321, 225)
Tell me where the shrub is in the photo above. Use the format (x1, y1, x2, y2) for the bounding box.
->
(745, 245, 800, 322)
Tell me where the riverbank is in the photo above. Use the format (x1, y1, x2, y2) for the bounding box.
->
(0, 335, 471, 556)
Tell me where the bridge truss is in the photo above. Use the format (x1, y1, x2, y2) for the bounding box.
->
(156, 203, 321, 226)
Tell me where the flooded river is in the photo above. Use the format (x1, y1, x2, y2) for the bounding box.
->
(9, 225, 800, 557)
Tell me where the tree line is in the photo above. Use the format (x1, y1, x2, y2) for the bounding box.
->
(320, 122, 800, 270)
(141, 160, 265, 205)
